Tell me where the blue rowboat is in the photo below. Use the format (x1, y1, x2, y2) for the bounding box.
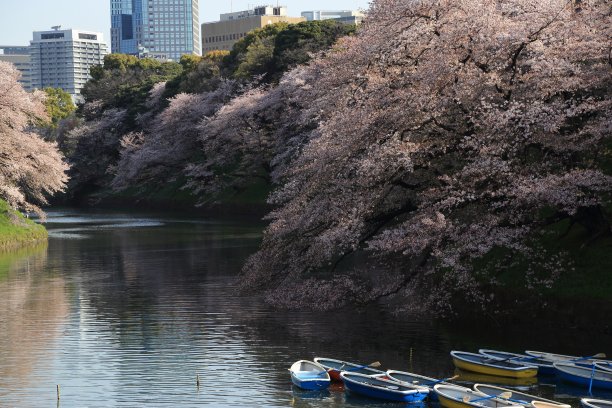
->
(525, 351, 607, 366)
(386, 370, 455, 401)
(314, 357, 384, 382)
(474, 383, 569, 407)
(554, 362, 612, 391)
(479, 349, 556, 376)
(289, 360, 330, 391)
(341, 372, 429, 402)
(581, 398, 612, 408)
(451, 351, 538, 378)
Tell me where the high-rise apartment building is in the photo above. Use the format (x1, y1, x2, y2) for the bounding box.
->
(0, 46, 32, 91)
(111, 0, 201, 61)
(30, 28, 108, 100)
(202, 5, 304, 53)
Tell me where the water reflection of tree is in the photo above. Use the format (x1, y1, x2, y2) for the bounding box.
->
(0, 244, 69, 390)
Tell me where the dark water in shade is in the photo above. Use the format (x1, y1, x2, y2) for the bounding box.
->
(0, 208, 610, 407)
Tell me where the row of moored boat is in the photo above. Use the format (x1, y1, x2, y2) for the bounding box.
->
(288, 350, 612, 405)
(451, 349, 612, 391)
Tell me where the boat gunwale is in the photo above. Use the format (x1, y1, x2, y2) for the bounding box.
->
(473, 383, 560, 405)
(452, 351, 539, 371)
(479, 349, 553, 368)
(340, 371, 429, 396)
(581, 398, 612, 408)
(313, 357, 383, 374)
(290, 360, 330, 383)
(434, 384, 519, 408)
(386, 369, 452, 387)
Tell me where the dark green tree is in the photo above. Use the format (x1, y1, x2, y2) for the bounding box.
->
(42, 87, 76, 128)
(223, 20, 356, 83)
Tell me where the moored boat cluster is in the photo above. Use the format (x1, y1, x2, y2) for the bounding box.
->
(288, 349, 612, 406)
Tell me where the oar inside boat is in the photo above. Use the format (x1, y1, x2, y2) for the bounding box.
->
(428, 374, 460, 386)
(573, 353, 607, 363)
(464, 391, 512, 403)
(346, 361, 381, 371)
(319, 360, 381, 376)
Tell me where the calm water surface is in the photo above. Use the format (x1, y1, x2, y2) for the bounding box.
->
(0, 209, 610, 407)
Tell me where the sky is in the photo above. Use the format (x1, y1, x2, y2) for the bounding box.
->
(0, 0, 371, 46)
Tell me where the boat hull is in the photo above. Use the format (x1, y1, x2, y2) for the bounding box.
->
(291, 375, 330, 391)
(556, 369, 612, 391)
(342, 372, 429, 403)
(453, 355, 538, 378)
(438, 392, 474, 408)
(344, 380, 428, 402)
(386, 370, 450, 401)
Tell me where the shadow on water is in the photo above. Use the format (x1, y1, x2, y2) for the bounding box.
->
(0, 208, 610, 407)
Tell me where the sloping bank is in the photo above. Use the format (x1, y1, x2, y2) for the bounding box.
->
(0, 199, 47, 251)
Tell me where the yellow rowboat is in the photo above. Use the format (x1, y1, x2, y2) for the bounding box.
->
(451, 351, 538, 378)
(474, 384, 570, 408)
(453, 369, 537, 387)
(434, 384, 522, 408)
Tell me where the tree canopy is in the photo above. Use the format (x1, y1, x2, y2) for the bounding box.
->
(0, 62, 68, 218)
(42, 87, 75, 128)
(227, 0, 612, 312)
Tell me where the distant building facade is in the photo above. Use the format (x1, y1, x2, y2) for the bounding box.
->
(0, 46, 32, 90)
(202, 5, 305, 53)
(111, 0, 201, 61)
(301, 10, 365, 25)
(30, 28, 108, 100)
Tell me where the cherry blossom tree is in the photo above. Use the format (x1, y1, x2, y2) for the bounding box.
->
(0, 61, 68, 218)
(111, 80, 238, 193)
(65, 103, 127, 201)
(239, 0, 612, 312)
(185, 67, 321, 201)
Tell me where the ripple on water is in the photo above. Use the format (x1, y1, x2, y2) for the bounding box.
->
(1, 209, 611, 407)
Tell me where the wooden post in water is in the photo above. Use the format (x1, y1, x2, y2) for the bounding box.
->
(57, 384, 60, 400)
(196, 374, 200, 388)
(410, 348, 413, 364)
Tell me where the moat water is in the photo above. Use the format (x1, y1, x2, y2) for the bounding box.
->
(0, 208, 610, 407)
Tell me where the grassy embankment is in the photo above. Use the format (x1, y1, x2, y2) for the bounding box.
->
(0, 199, 47, 251)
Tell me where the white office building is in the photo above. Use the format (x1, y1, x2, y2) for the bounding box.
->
(30, 28, 108, 100)
(301, 10, 365, 24)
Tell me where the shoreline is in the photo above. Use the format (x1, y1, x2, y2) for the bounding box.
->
(0, 199, 48, 252)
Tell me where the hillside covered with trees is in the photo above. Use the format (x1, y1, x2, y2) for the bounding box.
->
(45, 3, 612, 315)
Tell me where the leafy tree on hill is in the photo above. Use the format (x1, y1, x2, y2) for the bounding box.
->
(224, 20, 356, 82)
(42, 87, 75, 128)
(163, 52, 227, 97)
(82, 54, 182, 115)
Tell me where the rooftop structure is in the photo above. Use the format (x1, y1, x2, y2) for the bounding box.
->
(202, 5, 304, 53)
(301, 10, 365, 24)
